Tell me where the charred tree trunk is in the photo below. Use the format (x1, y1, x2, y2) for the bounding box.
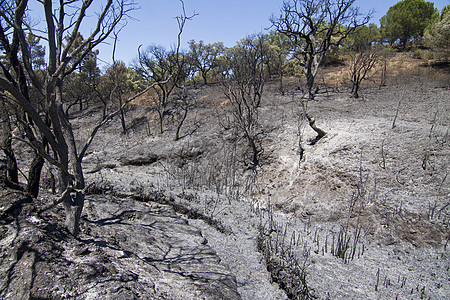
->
(158, 110, 164, 134)
(305, 68, 315, 101)
(26, 152, 44, 197)
(27, 112, 52, 197)
(119, 96, 127, 134)
(102, 103, 107, 120)
(351, 81, 360, 99)
(175, 107, 188, 141)
(55, 79, 86, 237)
(0, 98, 19, 186)
(62, 183, 85, 237)
(248, 138, 260, 168)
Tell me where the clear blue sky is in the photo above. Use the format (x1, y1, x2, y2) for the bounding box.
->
(78, 0, 450, 67)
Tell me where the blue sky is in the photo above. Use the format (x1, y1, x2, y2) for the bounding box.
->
(32, 0, 450, 68)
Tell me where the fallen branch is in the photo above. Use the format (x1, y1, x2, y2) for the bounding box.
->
(305, 113, 327, 144)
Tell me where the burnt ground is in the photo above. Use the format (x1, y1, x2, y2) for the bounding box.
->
(1, 54, 449, 299)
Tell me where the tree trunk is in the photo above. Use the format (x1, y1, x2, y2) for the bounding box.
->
(0, 101, 19, 186)
(59, 134, 85, 237)
(248, 137, 259, 168)
(175, 107, 188, 141)
(62, 186, 84, 237)
(26, 152, 44, 197)
(158, 110, 164, 134)
(102, 101, 107, 120)
(55, 79, 86, 237)
(306, 72, 315, 100)
(351, 82, 360, 99)
(119, 96, 127, 134)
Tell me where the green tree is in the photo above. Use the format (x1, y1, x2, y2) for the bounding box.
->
(346, 23, 380, 51)
(105, 61, 141, 133)
(188, 40, 224, 85)
(424, 5, 450, 60)
(265, 31, 292, 94)
(380, 0, 438, 49)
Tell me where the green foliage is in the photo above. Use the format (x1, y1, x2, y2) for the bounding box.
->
(284, 59, 304, 77)
(346, 23, 380, 51)
(413, 48, 425, 59)
(225, 35, 269, 84)
(264, 31, 292, 75)
(424, 5, 450, 60)
(413, 48, 435, 60)
(63, 50, 101, 113)
(380, 0, 438, 49)
(322, 44, 343, 66)
(187, 40, 224, 84)
(442, 4, 450, 18)
(106, 61, 142, 99)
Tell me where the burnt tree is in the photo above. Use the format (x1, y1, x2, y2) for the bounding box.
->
(0, 0, 135, 236)
(271, 0, 371, 141)
(222, 35, 268, 168)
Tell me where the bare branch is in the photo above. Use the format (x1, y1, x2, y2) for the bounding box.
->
(78, 77, 170, 161)
(271, 0, 371, 100)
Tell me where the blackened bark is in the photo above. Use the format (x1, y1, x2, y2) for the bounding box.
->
(63, 189, 85, 237)
(0, 98, 19, 185)
(351, 82, 360, 99)
(306, 71, 315, 101)
(120, 110, 127, 133)
(175, 107, 188, 141)
(27, 115, 51, 197)
(248, 138, 260, 168)
(119, 102, 127, 134)
(26, 152, 44, 197)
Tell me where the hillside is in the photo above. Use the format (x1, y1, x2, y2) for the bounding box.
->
(1, 53, 449, 299)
